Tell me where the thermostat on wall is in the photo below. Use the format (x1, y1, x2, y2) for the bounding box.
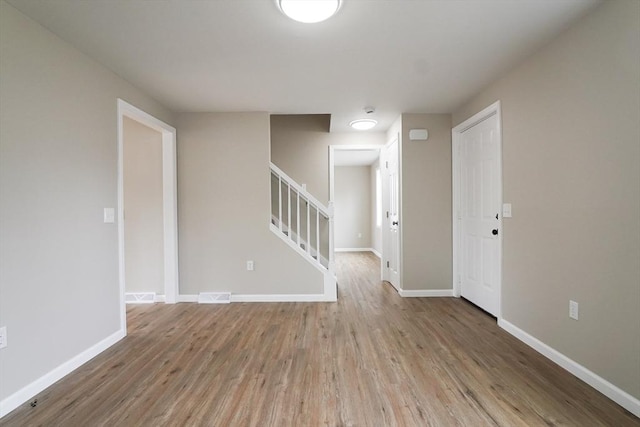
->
(409, 129, 429, 141)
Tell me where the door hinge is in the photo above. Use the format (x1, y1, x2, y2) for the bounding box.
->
(386, 211, 389, 218)
(387, 261, 390, 268)
(385, 161, 389, 169)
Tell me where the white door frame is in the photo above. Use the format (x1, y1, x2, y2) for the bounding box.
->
(452, 100, 503, 319)
(117, 99, 179, 328)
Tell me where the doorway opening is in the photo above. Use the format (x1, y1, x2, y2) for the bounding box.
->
(329, 145, 383, 282)
(117, 99, 179, 331)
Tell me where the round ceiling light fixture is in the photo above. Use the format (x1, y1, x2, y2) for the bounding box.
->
(278, 0, 342, 24)
(349, 119, 377, 131)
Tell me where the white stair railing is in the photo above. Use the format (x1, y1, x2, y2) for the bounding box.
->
(270, 162, 334, 274)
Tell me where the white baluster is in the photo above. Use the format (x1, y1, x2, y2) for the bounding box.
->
(306, 199, 311, 255)
(287, 183, 292, 240)
(296, 191, 301, 248)
(316, 206, 320, 264)
(278, 175, 283, 233)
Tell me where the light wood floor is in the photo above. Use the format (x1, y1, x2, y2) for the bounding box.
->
(2, 252, 638, 426)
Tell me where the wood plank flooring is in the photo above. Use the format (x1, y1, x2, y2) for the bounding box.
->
(2, 252, 638, 426)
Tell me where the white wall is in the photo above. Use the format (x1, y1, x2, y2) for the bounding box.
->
(123, 117, 164, 295)
(176, 113, 325, 296)
(453, 0, 640, 401)
(0, 0, 175, 407)
(334, 166, 372, 250)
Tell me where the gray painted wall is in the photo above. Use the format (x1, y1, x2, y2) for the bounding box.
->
(176, 113, 324, 296)
(334, 166, 372, 249)
(453, 0, 640, 399)
(270, 115, 386, 206)
(384, 114, 453, 292)
(123, 117, 164, 295)
(0, 1, 174, 402)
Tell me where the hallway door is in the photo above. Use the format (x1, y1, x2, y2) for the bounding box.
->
(453, 102, 502, 316)
(384, 137, 400, 290)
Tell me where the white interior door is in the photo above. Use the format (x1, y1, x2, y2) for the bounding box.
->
(384, 138, 401, 290)
(457, 111, 501, 316)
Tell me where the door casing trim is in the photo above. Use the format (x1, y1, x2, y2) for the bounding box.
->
(117, 99, 179, 332)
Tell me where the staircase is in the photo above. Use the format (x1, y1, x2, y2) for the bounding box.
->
(270, 162, 336, 300)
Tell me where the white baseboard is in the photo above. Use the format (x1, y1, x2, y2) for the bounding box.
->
(399, 289, 454, 297)
(178, 294, 332, 303)
(198, 292, 231, 304)
(231, 294, 329, 303)
(335, 248, 375, 253)
(498, 319, 640, 418)
(370, 248, 381, 258)
(0, 328, 125, 418)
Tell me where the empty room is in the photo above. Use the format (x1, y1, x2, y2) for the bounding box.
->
(0, 0, 638, 425)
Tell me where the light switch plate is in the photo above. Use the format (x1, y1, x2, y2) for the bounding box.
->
(103, 208, 115, 223)
(502, 203, 512, 218)
(0, 326, 7, 349)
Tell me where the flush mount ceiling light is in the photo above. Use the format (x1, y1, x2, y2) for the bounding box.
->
(349, 119, 377, 131)
(278, 0, 342, 24)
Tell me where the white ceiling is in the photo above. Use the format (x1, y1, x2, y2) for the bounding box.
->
(334, 149, 380, 167)
(7, 0, 600, 132)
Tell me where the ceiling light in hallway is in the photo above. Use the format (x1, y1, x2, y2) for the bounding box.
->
(349, 119, 377, 131)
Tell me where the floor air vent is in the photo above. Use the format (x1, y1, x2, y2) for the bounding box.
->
(125, 292, 156, 304)
(197, 292, 231, 304)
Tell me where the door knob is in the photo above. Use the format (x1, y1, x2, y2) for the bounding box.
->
(392, 221, 399, 226)
(492, 229, 498, 235)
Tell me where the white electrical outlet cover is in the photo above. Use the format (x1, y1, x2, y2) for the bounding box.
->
(569, 300, 579, 320)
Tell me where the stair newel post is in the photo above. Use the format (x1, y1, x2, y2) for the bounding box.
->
(328, 201, 335, 273)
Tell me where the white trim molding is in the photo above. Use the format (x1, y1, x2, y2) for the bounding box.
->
(499, 319, 640, 418)
(398, 289, 455, 298)
(178, 293, 334, 303)
(0, 329, 125, 418)
(231, 294, 330, 303)
(117, 99, 180, 333)
(335, 248, 377, 253)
